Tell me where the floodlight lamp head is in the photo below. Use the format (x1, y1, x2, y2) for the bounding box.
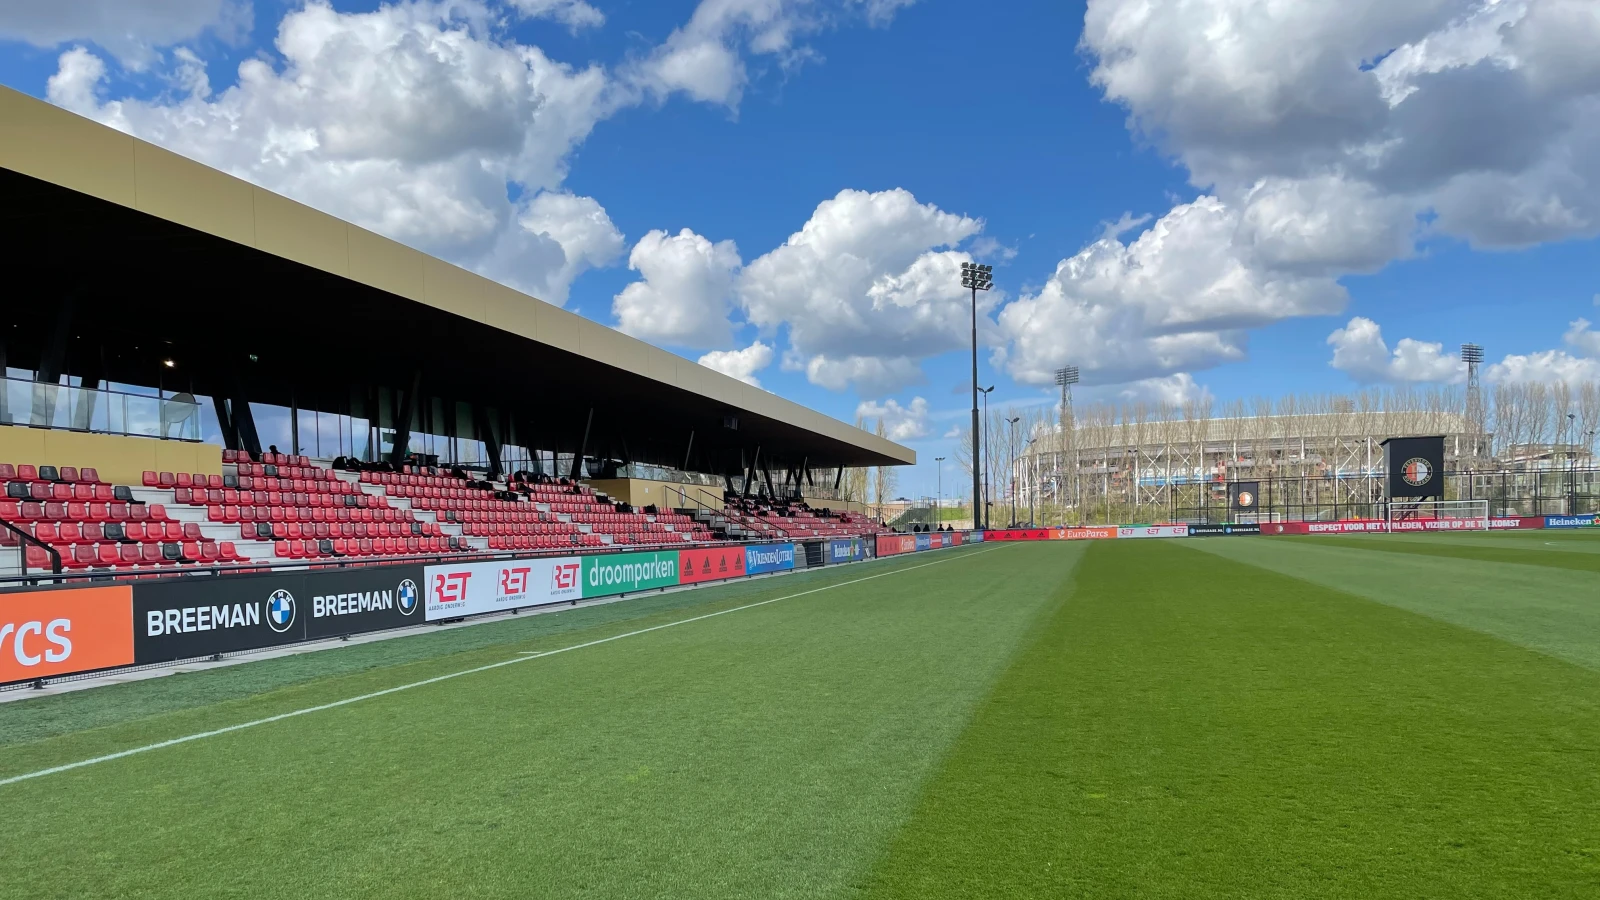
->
(1461, 343, 1484, 364)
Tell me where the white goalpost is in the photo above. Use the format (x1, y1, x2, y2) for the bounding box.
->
(1384, 498, 1491, 533)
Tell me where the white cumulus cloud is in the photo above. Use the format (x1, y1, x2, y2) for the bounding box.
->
(613, 229, 741, 348)
(998, 196, 1344, 386)
(46, 1, 627, 304)
(1326, 317, 1466, 384)
(698, 341, 774, 387)
(855, 396, 931, 442)
(633, 0, 924, 107)
(739, 188, 987, 394)
(0, 0, 252, 68)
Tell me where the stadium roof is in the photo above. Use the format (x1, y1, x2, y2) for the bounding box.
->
(0, 86, 913, 474)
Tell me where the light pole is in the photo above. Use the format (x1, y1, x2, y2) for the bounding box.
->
(962, 261, 993, 531)
(1026, 437, 1038, 526)
(935, 456, 946, 528)
(1055, 366, 1078, 524)
(981, 385, 995, 529)
(1006, 415, 1021, 527)
(1568, 413, 1578, 513)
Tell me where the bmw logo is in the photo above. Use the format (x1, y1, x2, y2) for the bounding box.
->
(266, 589, 296, 633)
(397, 578, 419, 616)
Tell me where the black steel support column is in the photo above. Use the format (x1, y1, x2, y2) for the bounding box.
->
(389, 369, 422, 466)
(571, 408, 593, 480)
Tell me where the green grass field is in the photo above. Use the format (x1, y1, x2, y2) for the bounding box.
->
(4, 533, 1600, 898)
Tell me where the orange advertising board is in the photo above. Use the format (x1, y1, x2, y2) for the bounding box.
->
(0, 586, 134, 683)
(1062, 527, 1118, 540)
(679, 546, 747, 584)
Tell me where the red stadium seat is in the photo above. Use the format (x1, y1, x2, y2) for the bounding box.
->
(79, 468, 100, 485)
(58, 466, 79, 483)
(16, 465, 38, 483)
(141, 544, 163, 565)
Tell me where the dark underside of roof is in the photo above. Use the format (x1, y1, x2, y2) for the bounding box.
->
(0, 166, 902, 475)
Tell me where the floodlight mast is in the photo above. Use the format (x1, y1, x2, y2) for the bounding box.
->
(961, 261, 993, 530)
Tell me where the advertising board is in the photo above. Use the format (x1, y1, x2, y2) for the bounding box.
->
(745, 543, 797, 575)
(915, 533, 933, 552)
(1269, 517, 1542, 535)
(301, 566, 426, 640)
(135, 571, 317, 660)
(826, 539, 860, 564)
(967, 531, 984, 543)
(424, 557, 580, 621)
(1546, 514, 1597, 528)
(876, 534, 917, 557)
(582, 551, 679, 598)
(680, 545, 747, 584)
(1116, 525, 1190, 539)
(1187, 524, 1261, 537)
(1, 585, 134, 684)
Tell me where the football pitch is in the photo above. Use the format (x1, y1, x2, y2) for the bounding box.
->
(4, 533, 1600, 898)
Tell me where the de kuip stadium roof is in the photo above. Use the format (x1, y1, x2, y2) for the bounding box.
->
(0, 86, 913, 476)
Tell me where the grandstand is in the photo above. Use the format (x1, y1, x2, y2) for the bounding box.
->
(0, 85, 913, 579)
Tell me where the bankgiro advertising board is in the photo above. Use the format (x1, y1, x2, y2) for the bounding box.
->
(744, 542, 797, 575)
(423, 557, 580, 621)
(135, 565, 426, 662)
(826, 539, 862, 564)
(582, 551, 679, 598)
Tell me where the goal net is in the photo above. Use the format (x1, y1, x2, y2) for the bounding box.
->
(1384, 499, 1491, 533)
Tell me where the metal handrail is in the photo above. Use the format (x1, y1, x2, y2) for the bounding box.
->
(0, 516, 63, 575)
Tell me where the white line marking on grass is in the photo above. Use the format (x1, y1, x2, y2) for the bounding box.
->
(0, 545, 1005, 788)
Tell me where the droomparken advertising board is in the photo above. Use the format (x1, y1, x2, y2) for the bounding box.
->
(582, 551, 679, 598)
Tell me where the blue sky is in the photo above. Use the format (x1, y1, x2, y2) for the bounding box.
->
(3, 0, 1598, 499)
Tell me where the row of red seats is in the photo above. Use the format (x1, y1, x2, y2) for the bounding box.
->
(274, 536, 449, 560)
(415, 498, 544, 515)
(37, 521, 200, 544)
(208, 505, 421, 526)
(24, 540, 242, 571)
(6, 481, 129, 503)
(486, 535, 584, 551)
(241, 521, 439, 541)
(461, 522, 581, 537)
(437, 508, 550, 524)
(177, 487, 367, 508)
(1, 499, 171, 524)
(0, 464, 102, 484)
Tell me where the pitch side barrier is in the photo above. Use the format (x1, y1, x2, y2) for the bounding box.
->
(981, 517, 1551, 542)
(0, 533, 972, 688)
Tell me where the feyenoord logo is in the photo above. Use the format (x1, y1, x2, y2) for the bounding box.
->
(396, 579, 419, 616)
(1401, 457, 1434, 487)
(1237, 490, 1256, 508)
(266, 589, 297, 633)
